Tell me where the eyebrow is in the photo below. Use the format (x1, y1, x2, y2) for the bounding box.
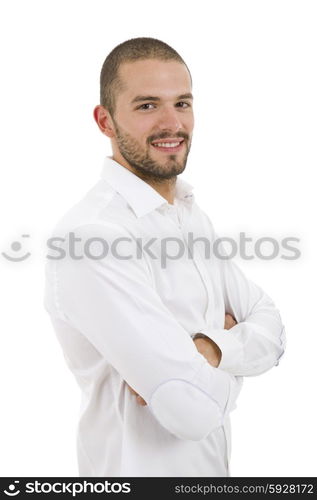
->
(131, 93, 193, 104)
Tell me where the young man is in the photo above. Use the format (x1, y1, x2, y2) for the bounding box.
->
(44, 37, 285, 477)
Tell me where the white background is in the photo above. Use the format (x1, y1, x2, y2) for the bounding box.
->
(0, 0, 316, 477)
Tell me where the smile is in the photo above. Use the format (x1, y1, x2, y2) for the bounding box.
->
(151, 138, 185, 153)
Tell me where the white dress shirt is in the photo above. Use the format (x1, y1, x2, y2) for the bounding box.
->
(44, 156, 286, 477)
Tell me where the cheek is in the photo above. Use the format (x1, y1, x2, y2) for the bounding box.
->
(136, 120, 158, 145)
(185, 113, 194, 132)
(120, 114, 154, 141)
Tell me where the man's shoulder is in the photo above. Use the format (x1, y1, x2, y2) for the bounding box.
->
(49, 180, 131, 240)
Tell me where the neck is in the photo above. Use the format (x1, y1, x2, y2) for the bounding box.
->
(145, 177, 176, 205)
(112, 153, 177, 205)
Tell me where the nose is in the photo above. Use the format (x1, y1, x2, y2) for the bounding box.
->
(156, 105, 182, 132)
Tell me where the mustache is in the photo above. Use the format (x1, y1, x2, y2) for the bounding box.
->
(147, 132, 190, 144)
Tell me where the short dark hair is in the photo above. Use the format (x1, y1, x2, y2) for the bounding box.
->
(99, 37, 191, 116)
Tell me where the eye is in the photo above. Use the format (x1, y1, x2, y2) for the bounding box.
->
(176, 101, 191, 108)
(137, 103, 156, 110)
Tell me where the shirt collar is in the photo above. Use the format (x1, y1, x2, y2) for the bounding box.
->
(100, 156, 194, 218)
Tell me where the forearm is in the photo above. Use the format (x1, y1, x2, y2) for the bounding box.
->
(128, 314, 236, 405)
(55, 224, 241, 441)
(199, 309, 285, 376)
(201, 214, 286, 377)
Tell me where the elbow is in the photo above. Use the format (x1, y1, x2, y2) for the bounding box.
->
(243, 344, 286, 376)
(149, 379, 223, 441)
(264, 331, 287, 371)
(276, 326, 286, 364)
(274, 341, 286, 368)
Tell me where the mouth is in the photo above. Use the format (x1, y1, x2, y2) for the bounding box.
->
(151, 138, 185, 153)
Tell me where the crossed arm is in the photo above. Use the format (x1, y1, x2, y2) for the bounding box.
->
(55, 223, 285, 441)
(128, 313, 237, 406)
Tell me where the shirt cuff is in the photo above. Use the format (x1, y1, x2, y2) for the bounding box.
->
(149, 378, 223, 441)
(194, 327, 244, 373)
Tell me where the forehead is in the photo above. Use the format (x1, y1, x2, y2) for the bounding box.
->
(117, 59, 192, 100)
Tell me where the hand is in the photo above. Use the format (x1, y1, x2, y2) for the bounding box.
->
(126, 383, 147, 406)
(224, 312, 237, 330)
(193, 313, 237, 367)
(193, 336, 222, 367)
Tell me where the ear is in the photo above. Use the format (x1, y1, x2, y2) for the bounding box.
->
(93, 105, 115, 138)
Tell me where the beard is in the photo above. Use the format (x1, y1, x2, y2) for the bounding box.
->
(112, 118, 192, 183)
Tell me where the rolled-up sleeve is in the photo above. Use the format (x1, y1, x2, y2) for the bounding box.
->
(199, 216, 286, 377)
(52, 222, 241, 441)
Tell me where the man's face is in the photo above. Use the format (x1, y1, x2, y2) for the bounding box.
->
(109, 59, 194, 181)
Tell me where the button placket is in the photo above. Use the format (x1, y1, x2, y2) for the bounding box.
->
(166, 205, 182, 230)
(180, 211, 216, 327)
(163, 203, 215, 328)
